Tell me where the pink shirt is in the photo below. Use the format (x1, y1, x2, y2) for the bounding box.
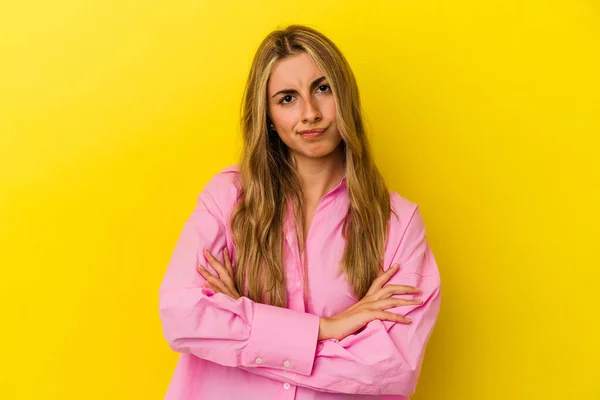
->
(158, 164, 441, 399)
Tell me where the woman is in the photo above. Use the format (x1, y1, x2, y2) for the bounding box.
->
(159, 25, 441, 399)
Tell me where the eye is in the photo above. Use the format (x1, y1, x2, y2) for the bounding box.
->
(279, 95, 294, 104)
(317, 84, 331, 93)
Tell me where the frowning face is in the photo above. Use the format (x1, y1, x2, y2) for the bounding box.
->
(267, 52, 343, 161)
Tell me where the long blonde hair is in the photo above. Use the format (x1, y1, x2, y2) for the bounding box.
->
(230, 25, 391, 307)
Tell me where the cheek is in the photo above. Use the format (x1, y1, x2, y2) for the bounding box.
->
(271, 109, 296, 132)
(322, 96, 337, 121)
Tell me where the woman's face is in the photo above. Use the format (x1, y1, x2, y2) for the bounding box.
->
(267, 52, 343, 160)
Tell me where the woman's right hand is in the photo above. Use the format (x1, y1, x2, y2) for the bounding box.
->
(318, 264, 422, 341)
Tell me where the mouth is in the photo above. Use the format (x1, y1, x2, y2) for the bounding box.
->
(298, 128, 326, 139)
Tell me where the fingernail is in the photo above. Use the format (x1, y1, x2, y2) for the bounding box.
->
(406, 318, 412, 322)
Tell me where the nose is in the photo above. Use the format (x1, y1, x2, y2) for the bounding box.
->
(301, 96, 322, 124)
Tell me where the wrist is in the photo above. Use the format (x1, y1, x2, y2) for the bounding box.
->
(318, 317, 331, 341)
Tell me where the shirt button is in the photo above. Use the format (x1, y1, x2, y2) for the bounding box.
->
(283, 360, 291, 368)
(255, 357, 263, 365)
(283, 382, 291, 390)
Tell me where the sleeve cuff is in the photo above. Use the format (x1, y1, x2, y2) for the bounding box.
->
(242, 302, 320, 376)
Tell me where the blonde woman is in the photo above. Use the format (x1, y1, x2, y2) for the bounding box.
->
(159, 25, 441, 399)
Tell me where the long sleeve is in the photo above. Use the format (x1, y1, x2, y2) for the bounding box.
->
(159, 172, 441, 396)
(158, 174, 321, 377)
(237, 204, 441, 396)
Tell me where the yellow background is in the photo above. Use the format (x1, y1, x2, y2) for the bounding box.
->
(1, 1, 598, 399)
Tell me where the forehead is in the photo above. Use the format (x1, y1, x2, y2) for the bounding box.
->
(267, 52, 325, 93)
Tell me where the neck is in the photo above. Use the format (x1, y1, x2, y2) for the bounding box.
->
(292, 145, 346, 202)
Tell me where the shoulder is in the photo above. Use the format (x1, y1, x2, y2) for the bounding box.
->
(388, 190, 420, 230)
(387, 190, 427, 249)
(198, 164, 241, 217)
(385, 191, 436, 275)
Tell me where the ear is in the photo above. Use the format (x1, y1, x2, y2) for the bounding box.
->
(266, 115, 275, 130)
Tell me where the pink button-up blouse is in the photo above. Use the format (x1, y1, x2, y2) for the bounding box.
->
(158, 164, 441, 399)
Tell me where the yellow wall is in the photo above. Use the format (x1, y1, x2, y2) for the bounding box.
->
(1, 1, 598, 399)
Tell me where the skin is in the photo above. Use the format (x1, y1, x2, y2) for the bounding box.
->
(198, 52, 423, 342)
(267, 52, 346, 240)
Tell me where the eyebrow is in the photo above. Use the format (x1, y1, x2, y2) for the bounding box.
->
(271, 76, 327, 98)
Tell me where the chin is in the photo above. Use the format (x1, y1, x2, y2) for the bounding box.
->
(299, 142, 344, 159)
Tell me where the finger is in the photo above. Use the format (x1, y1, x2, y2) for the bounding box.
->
(207, 281, 237, 299)
(197, 263, 210, 278)
(204, 253, 239, 298)
(204, 249, 235, 287)
(366, 264, 400, 296)
(208, 275, 231, 294)
(197, 264, 217, 282)
(205, 279, 235, 297)
(213, 283, 238, 299)
(198, 265, 230, 294)
(223, 247, 234, 276)
(373, 310, 412, 324)
(368, 297, 423, 311)
(376, 284, 421, 299)
(198, 261, 238, 298)
(205, 282, 219, 293)
(219, 286, 235, 298)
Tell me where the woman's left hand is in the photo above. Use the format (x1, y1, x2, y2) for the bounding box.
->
(197, 247, 241, 300)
